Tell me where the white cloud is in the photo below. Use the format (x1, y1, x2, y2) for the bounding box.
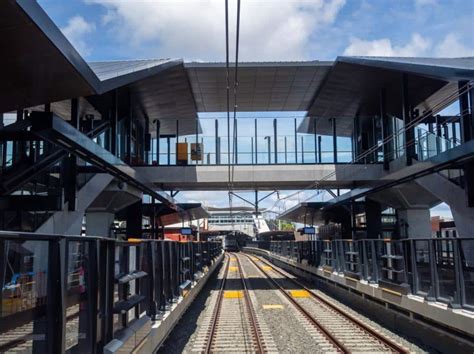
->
(86, 0, 345, 61)
(434, 33, 474, 57)
(343, 33, 431, 57)
(343, 31, 474, 58)
(414, 0, 437, 7)
(60, 15, 96, 57)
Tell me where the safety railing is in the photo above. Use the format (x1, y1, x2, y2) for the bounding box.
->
(249, 238, 474, 310)
(0, 231, 222, 353)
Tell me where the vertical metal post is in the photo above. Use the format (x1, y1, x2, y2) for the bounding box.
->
(332, 118, 337, 163)
(201, 137, 204, 165)
(47, 239, 66, 353)
(353, 115, 359, 162)
(254, 119, 258, 164)
(313, 118, 317, 163)
(273, 118, 278, 164)
(436, 115, 441, 154)
(453, 239, 465, 308)
(176, 119, 179, 143)
(251, 137, 254, 164)
(265, 136, 271, 163)
(380, 89, 389, 170)
(167, 137, 171, 165)
(284, 137, 287, 163)
(301, 136, 304, 163)
(402, 73, 415, 165)
(215, 119, 219, 165)
(294, 118, 298, 163)
(459, 81, 471, 143)
(195, 118, 199, 165)
(155, 120, 160, 165)
(234, 118, 238, 164)
(127, 96, 133, 163)
(427, 239, 438, 301)
(0, 241, 5, 325)
(318, 136, 322, 163)
(372, 116, 377, 162)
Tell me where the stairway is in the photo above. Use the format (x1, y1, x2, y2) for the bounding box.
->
(415, 170, 474, 237)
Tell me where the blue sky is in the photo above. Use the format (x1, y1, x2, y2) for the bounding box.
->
(39, 0, 474, 62)
(36, 0, 471, 218)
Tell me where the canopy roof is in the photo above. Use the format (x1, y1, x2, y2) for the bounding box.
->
(2, 1, 473, 138)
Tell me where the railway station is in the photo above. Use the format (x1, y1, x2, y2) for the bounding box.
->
(1, 1, 473, 353)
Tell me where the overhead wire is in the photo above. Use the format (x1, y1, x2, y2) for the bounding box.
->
(225, 0, 241, 232)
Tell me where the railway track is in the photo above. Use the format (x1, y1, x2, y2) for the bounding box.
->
(244, 253, 409, 354)
(192, 253, 266, 353)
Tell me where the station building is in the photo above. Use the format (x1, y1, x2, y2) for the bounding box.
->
(0, 1, 473, 353)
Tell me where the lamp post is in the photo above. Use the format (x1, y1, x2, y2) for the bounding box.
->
(264, 136, 271, 163)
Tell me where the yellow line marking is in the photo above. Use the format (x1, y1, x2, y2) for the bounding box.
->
(262, 265, 272, 271)
(381, 287, 402, 297)
(224, 291, 243, 299)
(262, 304, 284, 310)
(289, 290, 310, 298)
(345, 276, 358, 282)
(229, 266, 238, 271)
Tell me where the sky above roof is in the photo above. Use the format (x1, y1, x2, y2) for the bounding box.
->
(36, 0, 468, 217)
(39, 0, 474, 62)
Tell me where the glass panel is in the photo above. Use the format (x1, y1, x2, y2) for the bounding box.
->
(0, 240, 49, 353)
(413, 240, 431, 294)
(65, 241, 95, 353)
(459, 239, 474, 308)
(434, 239, 456, 302)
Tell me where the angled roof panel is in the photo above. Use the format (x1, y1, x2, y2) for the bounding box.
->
(185, 61, 332, 112)
(338, 56, 474, 81)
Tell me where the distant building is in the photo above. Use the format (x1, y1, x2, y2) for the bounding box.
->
(431, 216, 457, 238)
(204, 206, 270, 237)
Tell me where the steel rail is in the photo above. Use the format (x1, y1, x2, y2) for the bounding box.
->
(234, 253, 265, 353)
(205, 254, 231, 354)
(252, 254, 409, 354)
(243, 253, 346, 353)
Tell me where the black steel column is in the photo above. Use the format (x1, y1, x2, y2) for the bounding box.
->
(380, 89, 389, 170)
(402, 73, 415, 165)
(459, 81, 472, 143)
(63, 99, 79, 211)
(294, 118, 298, 163)
(126, 200, 143, 239)
(234, 118, 238, 164)
(111, 90, 118, 156)
(318, 136, 322, 163)
(365, 199, 382, 238)
(215, 119, 219, 164)
(255, 119, 258, 164)
(167, 137, 171, 165)
(332, 118, 337, 163)
(127, 96, 133, 164)
(46, 239, 66, 353)
(353, 114, 359, 161)
(313, 118, 317, 163)
(195, 118, 199, 165)
(155, 120, 160, 165)
(273, 118, 278, 164)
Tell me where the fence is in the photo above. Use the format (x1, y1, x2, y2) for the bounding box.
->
(0, 231, 222, 353)
(250, 238, 474, 310)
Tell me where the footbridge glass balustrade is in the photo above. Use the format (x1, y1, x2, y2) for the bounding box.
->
(0, 231, 221, 353)
(130, 114, 464, 167)
(248, 237, 474, 310)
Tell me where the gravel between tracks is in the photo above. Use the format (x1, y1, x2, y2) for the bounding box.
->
(159, 252, 429, 353)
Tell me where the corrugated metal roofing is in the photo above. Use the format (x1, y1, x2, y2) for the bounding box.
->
(89, 59, 173, 81)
